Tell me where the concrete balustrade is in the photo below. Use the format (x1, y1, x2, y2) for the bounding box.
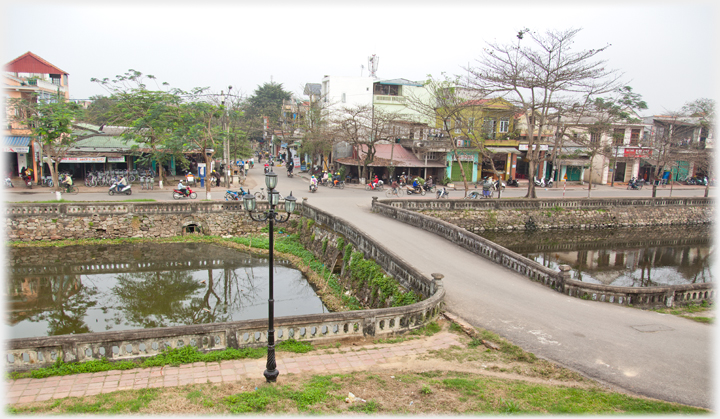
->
(4, 201, 444, 372)
(372, 197, 713, 309)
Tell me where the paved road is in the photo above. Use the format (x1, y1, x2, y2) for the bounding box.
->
(2, 169, 714, 408)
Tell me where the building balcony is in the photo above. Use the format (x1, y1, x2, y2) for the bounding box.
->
(374, 95, 406, 104)
(398, 138, 453, 150)
(22, 78, 66, 93)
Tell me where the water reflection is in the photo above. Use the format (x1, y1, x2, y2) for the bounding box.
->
(478, 226, 713, 287)
(7, 243, 327, 338)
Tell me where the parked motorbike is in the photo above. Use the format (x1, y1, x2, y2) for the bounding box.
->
(465, 191, 482, 199)
(436, 187, 449, 199)
(109, 181, 132, 196)
(533, 177, 553, 187)
(225, 187, 251, 201)
(5, 174, 14, 188)
(627, 177, 644, 190)
(173, 187, 197, 199)
(491, 179, 506, 191)
(506, 178, 519, 187)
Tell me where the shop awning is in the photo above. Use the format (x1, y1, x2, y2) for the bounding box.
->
(557, 159, 589, 166)
(486, 147, 521, 154)
(2, 136, 31, 152)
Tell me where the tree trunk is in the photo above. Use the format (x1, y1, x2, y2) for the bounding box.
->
(587, 165, 593, 198)
(525, 159, 537, 198)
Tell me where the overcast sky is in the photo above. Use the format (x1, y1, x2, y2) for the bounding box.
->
(3, 1, 718, 117)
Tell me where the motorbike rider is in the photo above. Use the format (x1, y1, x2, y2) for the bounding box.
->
(115, 175, 128, 193)
(287, 159, 294, 175)
(371, 174, 379, 189)
(406, 177, 420, 193)
(21, 167, 33, 182)
(309, 175, 318, 191)
(332, 172, 341, 186)
(177, 179, 190, 196)
(321, 171, 329, 185)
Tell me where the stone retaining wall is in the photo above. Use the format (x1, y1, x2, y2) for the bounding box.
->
(5, 201, 444, 372)
(372, 197, 714, 309)
(384, 197, 714, 232)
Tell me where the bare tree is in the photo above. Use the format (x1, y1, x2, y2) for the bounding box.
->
(682, 98, 715, 197)
(328, 105, 400, 181)
(405, 76, 491, 196)
(565, 86, 648, 197)
(466, 28, 622, 198)
(644, 113, 695, 197)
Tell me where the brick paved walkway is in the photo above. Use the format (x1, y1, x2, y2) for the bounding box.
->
(6, 332, 461, 406)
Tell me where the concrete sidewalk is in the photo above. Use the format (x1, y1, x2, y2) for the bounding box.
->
(6, 331, 460, 405)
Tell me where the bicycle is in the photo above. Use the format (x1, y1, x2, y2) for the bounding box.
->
(385, 186, 404, 198)
(62, 184, 79, 195)
(253, 188, 284, 201)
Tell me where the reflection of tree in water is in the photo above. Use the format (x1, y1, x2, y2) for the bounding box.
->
(110, 263, 274, 329)
(111, 271, 205, 328)
(21, 276, 99, 336)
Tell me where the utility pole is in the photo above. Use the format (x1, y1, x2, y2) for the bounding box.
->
(222, 86, 232, 188)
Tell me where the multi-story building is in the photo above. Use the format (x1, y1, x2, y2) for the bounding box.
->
(3, 52, 70, 180)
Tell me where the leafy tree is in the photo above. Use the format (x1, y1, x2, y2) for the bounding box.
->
(466, 28, 622, 198)
(9, 93, 89, 191)
(173, 89, 226, 195)
(81, 95, 115, 126)
(242, 82, 293, 148)
(92, 70, 184, 182)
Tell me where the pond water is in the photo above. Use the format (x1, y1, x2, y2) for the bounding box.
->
(478, 225, 713, 287)
(6, 243, 328, 339)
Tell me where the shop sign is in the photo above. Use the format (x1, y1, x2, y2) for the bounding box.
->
(456, 153, 475, 161)
(44, 156, 107, 163)
(1, 146, 29, 153)
(108, 157, 126, 163)
(518, 144, 548, 151)
(624, 148, 652, 158)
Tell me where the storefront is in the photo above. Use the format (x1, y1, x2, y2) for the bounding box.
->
(2, 136, 32, 177)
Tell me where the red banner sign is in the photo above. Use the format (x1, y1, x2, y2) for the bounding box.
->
(624, 148, 652, 158)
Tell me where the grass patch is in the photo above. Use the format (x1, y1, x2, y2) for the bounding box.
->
(7, 369, 707, 415)
(276, 339, 314, 354)
(8, 345, 266, 380)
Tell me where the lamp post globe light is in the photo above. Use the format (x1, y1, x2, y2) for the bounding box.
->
(242, 168, 296, 383)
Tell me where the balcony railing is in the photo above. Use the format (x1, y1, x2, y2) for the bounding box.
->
(374, 95, 406, 104)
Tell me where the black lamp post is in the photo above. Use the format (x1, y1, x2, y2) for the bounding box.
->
(242, 169, 296, 382)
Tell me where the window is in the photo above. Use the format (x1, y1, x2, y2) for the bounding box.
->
(499, 119, 509, 133)
(630, 129, 640, 145)
(590, 131, 601, 144)
(455, 119, 462, 134)
(483, 118, 497, 139)
(613, 129, 625, 146)
(373, 84, 400, 96)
